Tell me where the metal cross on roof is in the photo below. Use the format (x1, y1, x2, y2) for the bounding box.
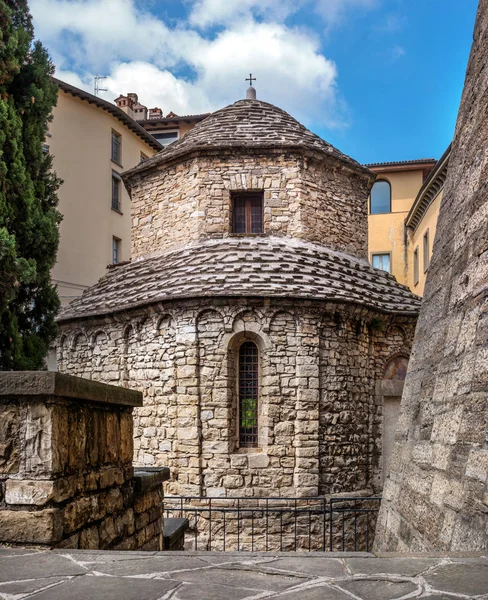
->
(246, 73, 256, 86)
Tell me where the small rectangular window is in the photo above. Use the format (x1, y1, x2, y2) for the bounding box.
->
(423, 230, 430, 272)
(112, 172, 121, 212)
(152, 131, 179, 146)
(111, 130, 121, 164)
(112, 237, 121, 265)
(231, 192, 263, 234)
(414, 247, 419, 286)
(140, 152, 148, 162)
(372, 253, 391, 274)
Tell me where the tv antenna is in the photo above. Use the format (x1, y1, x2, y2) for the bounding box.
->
(94, 75, 108, 96)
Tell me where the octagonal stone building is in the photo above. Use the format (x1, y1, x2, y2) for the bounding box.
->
(57, 94, 420, 497)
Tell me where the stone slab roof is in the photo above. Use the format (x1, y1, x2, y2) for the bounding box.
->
(58, 237, 421, 322)
(124, 99, 372, 180)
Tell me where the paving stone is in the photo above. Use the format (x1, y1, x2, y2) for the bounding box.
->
(346, 557, 440, 576)
(420, 596, 467, 600)
(23, 575, 179, 600)
(173, 581, 264, 600)
(89, 555, 208, 575)
(263, 556, 346, 578)
(0, 553, 86, 583)
(172, 566, 309, 592)
(272, 584, 353, 599)
(424, 563, 488, 596)
(0, 576, 67, 598)
(337, 578, 419, 600)
(0, 550, 486, 599)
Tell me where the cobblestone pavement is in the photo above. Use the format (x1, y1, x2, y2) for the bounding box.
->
(0, 549, 487, 599)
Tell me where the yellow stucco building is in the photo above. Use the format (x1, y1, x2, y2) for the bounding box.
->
(49, 79, 162, 307)
(366, 150, 450, 295)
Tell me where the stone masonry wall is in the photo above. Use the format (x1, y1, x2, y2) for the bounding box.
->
(128, 151, 372, 261)
(375, 0, 488, 552)
(58, 298, 415, 499)
(0, 372, 168, 550)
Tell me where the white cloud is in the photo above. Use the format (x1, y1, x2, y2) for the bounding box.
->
(188, 0, 298, 28)
(390, 45, 406, 62)
(188, 0, 378, 28)
(30, 0, 378, 128)
(314, 0, 378, 26)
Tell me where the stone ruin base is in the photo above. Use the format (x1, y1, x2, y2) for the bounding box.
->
(0, 372, 169, 550)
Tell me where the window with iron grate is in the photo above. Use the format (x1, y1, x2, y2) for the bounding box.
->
(232, 192, 263, 234)
(239, 341, 259, 448)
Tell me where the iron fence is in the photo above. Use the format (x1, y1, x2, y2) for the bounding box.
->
(164, 495, 381, 552)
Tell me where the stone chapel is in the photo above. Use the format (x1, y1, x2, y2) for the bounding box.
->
(57, 88, 421, 498)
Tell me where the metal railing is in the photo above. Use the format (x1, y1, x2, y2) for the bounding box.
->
(164, 495, 381, 552)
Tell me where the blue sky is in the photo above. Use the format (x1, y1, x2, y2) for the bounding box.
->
(30, 0, 479, 164)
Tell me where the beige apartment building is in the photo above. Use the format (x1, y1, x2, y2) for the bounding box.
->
(49, 79, 161, 307)
(366, 150, 450, 295)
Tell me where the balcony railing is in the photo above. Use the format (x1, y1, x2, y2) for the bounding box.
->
(164, 495, 382, 552)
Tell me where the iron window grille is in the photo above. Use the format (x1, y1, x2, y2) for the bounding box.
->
(112, 172, 121, 212)
(239, 341, 259, 448)
(111, 130, 121, 164)
(232, 192, 264, 234)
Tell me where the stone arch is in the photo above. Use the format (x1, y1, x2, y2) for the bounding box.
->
(157, 313, 176, 334)
(231, 309, 264, 334)
(71, 330, 87, 350)
(320, 311, 342, 332)
(90, 329, 107, 349)
(226, 329, 268, 453)
(268, 309, 298, 331)
(386, 324, 406, 346)
(196, 309, 230, 491)
(89, 330, 110, 383)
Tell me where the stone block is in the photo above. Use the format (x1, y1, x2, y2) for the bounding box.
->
(0, 508, 63, 544)
(0, 405, 20, 474)
(5, 479, 56, 506)
(24, 403, 53, 475)
(79, 525, 100, 549)
(248, 454, 270, 469)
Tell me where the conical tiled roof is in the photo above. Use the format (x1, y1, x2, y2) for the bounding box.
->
(58, 237, 421, 322)
(124, 99, 369, 180)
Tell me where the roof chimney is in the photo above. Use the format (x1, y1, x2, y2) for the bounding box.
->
(148, 107, 163, 119)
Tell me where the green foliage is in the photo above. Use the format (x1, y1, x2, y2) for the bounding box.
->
(0, 0, 61, 370)
(240, 397, 258, 429)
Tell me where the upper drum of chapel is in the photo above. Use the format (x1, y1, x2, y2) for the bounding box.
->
(123, 98, 372, 180)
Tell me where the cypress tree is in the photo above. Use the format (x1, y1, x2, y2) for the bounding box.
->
(0, 0, 61, 370)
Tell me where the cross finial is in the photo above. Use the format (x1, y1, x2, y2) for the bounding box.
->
(246, 73, 256, 87)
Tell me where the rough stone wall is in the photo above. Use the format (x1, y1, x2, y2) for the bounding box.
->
(0, 373, 167, 550)
(58, 298, 415, 498)
(128, 151, 371, 261)
(375, 0, 488, 552)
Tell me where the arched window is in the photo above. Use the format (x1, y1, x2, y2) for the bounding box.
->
(370, 180, 391, 214)
(239, 341, 259, 448)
